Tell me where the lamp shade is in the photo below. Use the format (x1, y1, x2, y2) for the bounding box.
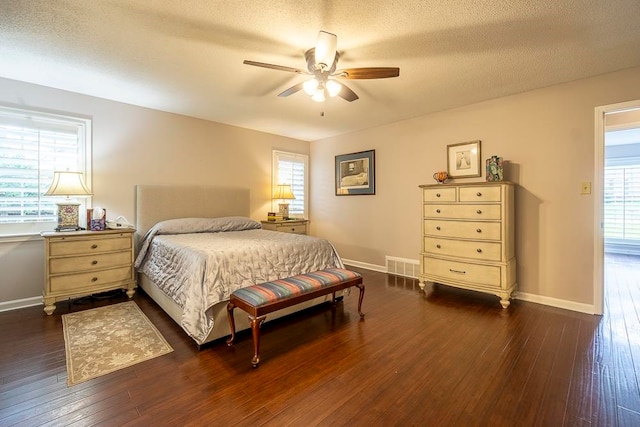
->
(315, 31, 337, 69)
(273, 184, 295, 200)
(44, 171, 92, 197)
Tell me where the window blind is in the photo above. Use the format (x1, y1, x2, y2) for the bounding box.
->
(604, 164, 640, 241)
(273, 151, 308, 217)
(0, 106, 91, 233)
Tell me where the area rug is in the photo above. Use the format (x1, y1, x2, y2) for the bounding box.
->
(62, 301, 173, 386)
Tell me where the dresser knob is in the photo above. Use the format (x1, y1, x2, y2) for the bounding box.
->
(476, 192, 482, 197)
(477, 248, 482, 253)
(291, 228, 295, 231)
(436, 244, 441, 249)
(91, 244, 98, 249)
(436, 193, 441, 198)
(91, 277, 98, 282)
(476, 228, 482, 233)
(91, 260, 98, 265)
(436, 226, 441, 231)
(436, 209, 441, 214)
(476, 210, 482, 214)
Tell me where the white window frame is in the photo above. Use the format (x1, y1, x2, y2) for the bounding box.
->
(272, 150, 309, 219)
(0, 105, 92, 237)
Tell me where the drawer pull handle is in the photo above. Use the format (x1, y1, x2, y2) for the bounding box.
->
(476, 228, 482, 233)
(436, 209, 441, 214)
(477, 192, 482, 197)
(436, 244, 441, 249)
(291, 228, 295, 231)
(449, 269, 466, 274)
(91, 244, 98, 249)
(91, 277, 98, 282)
(436, 226, 441, 231)
(91, 260, 98, 265)
(436, 193, 441, 198)
(476, 209, 482, 214)
(477, 248, 482, 253)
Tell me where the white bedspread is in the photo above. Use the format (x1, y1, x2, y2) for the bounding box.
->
(136, 226, 343, 344)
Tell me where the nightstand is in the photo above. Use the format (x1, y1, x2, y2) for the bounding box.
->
(261, 219, 309, 235)
(41, 229, 137, 315)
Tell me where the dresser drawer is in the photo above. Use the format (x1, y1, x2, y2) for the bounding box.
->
(49, 266, 133, 292)
(423, 187, 456, 202)
(276, 224, 307, 234)
(424, 220, 501, 240)
(423, 257, 501, 287)
(49, 251, 132, 274)
(423, 204, 502, 220)
(49, 235, 132, 256)
(424, 237, 502, 261)
(459, 186, 501, 202)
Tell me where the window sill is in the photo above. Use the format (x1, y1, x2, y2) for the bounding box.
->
(0, 233, 43, 244)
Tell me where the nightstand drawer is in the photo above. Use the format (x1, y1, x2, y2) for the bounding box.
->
(49, 235, 131, 256)
(50, 266, 133, 292)
(49, 251, 132, 274)
(276, 224, 307, 234)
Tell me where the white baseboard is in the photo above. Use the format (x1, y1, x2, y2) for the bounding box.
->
(0, 296, 42, 313)
(343, 258, 597, 315)
(341, 258, 386, 273)
(515, 291, 596, 314)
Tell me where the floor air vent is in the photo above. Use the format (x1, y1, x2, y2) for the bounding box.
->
(386, 256, 419, 279)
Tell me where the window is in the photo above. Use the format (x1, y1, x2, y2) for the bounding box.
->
(604, 161, 640, 241)
(272, 150, 308, 218)
(0, 106, 92, 235)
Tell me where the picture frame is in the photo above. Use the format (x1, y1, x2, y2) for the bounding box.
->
(335, 150, 376, 195)
(447, 140, 481, 178)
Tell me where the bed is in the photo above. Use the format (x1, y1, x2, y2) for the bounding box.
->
(134, 185, 345, 346)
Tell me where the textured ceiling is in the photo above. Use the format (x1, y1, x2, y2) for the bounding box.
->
(1, 0, 640, 141)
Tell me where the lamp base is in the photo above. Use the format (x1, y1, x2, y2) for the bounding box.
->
(278, 203, 290, 220)
(55, 202, 82, 232)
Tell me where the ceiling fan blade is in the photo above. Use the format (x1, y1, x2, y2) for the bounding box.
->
(315, 31, 337, 68)
(338, 83, 359, 102)
(278, 82, 305, 97)
(243, 60, 305, 74)
(334, 67, 400, 79)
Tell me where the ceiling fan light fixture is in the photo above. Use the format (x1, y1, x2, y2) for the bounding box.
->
(315, 30, 337, 70)
(311, 89, 326, 103)
(303, 78, 319, 96)
(326, 80, 342, 97)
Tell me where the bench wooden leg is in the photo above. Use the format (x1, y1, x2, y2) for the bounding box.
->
(250, 315, 266, 368)
(356, 283, 365, 318)
(226, 301, 236, 346)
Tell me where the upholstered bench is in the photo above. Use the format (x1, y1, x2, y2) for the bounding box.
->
(226, 268, 364, 367)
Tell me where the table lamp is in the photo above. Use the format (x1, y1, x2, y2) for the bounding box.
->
(44, 171, 93, 231)
(272, 184, 295, 220)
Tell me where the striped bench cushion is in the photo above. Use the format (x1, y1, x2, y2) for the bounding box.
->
(231, 268, 362, 307)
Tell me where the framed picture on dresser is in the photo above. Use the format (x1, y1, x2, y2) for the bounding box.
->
(447, 140, 481, 178)
(335, 150, 376, 195)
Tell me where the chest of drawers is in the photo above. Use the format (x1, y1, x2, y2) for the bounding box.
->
(41, 229, 137, 314)
(418, 182, 516, 308)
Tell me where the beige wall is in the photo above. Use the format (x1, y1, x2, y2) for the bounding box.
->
(0, 77, 309, 304)
(310, 66, 640, 309)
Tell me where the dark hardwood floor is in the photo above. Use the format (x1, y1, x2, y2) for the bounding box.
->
(1, 256, 640, 426)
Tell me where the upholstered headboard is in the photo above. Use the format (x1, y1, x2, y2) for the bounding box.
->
(135, 185, 251, 238)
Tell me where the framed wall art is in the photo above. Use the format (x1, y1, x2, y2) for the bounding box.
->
(335, 150, 375, 195)
(447, 140, 481, 178)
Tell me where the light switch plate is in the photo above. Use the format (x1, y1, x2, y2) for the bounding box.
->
(581, 182, 591, 195)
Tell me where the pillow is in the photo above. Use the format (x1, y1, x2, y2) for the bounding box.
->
(152, 216, 261, 235)
(134, 216, 261, 268)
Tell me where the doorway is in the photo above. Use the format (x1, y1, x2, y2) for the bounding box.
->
(594, 101, 640, 314)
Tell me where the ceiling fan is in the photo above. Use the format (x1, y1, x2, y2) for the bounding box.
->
(243, 31, 400, 102)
